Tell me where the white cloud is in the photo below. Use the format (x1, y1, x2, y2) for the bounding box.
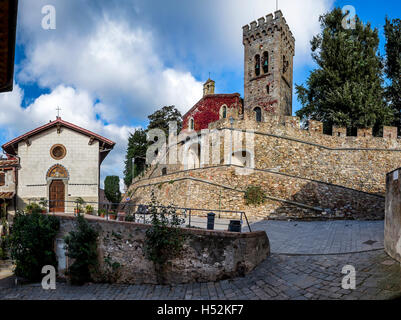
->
(0, 84, 138, 189)
(3, 0, 334, 188)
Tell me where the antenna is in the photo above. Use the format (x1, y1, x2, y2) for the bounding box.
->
(56, 106, 61, 118)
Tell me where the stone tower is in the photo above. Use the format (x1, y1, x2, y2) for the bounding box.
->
(203, 78, 215, 96)
(243, 10, 295, 119)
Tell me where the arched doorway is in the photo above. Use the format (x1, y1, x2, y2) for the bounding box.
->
(49, 180, 65, 213)
(47, 164, 69, 213)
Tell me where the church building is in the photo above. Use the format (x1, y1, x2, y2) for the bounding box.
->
(1, 116, 115, 214)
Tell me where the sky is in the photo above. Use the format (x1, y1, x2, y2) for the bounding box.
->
(0, 0, 399, 190)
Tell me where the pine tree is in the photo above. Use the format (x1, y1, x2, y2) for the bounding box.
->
(296, 8, 392, 134)
(384, 17, 401, 133)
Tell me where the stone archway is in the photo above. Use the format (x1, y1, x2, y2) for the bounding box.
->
(46, 164, 69, 213)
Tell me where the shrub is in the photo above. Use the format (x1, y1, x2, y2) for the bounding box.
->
(64, 214, 98, 285)
(244, 186, 266, 206)
(9, 211, 60, 281)
(144, 191, 185, 283)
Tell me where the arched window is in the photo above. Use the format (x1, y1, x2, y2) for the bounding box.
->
(266, 84, 270, 94)
(254, 107, 262, 122)
(162, 167, 167, 175)
(220, 105, 227, 119)
(262, 52, 269, 73)
(189, 118, 194, 130)
(255, 55, 260, 76)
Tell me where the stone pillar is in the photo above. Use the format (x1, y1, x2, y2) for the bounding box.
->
(332, 126, 346, 137)
(385, 169, 401, 263)
(357, 128, 372, 138)
(285, 116, 300, 129)
(383, 126, 398, 139)
(308, 120, 323, 134)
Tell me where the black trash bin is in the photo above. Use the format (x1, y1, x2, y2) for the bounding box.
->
(207, 212, 216, 230)
(228, 220, 241, 233)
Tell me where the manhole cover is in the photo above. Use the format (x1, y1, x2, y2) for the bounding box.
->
(363, 240, 377, 246)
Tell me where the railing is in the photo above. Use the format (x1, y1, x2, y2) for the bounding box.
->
(29, 199, 252, 233)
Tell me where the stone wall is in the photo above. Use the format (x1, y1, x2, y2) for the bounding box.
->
(56, 215, 270, 284)
(128, 166, 384, 221)
(385, 169, 401, 263)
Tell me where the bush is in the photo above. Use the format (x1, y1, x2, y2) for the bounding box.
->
(64, 214, 98, 285)
(244, 186, 266, 206)
(9, 211, 60, 281)
(144, 191, 185, 283)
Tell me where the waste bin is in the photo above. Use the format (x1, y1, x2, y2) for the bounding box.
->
(207, 212, 216, 230)
(228, 220, 241, 233)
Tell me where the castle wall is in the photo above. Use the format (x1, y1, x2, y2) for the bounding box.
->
(128, 166, 384, 221)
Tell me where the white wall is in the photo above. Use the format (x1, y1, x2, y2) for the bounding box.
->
(17, 127, 100, 207)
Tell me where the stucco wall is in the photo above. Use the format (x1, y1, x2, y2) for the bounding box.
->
(56, 215, 270, 284)
(385, 169, 401, 263)
(17, 126, 99, 208)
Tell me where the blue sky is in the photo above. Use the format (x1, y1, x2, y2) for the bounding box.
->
(0, 0, 399, 189)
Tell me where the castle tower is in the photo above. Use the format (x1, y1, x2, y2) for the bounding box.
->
(203, 78, 215, 97)
(243, 10, 295, 119)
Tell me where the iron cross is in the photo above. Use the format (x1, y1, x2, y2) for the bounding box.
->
(56, 106, 61, 117)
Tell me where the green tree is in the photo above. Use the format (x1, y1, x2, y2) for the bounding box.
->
(296, 8, 392, 134)
(9, 211, 60, 281)
(123, 129, 148, 187)
(384, 17, 401, 132)
(104, 176, 121, 205)
(64, 214, 98, 285)
(147, 105, 183, 135)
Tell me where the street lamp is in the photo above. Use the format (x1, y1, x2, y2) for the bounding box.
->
(229, 117, 234, 165)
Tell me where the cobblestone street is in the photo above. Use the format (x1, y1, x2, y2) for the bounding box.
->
(1, 221, 400, 300)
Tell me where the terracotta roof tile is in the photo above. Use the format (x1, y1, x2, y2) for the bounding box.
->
(0, 192, 15, 199)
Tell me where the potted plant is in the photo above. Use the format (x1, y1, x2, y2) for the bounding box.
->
(108, 211, 116, 220)
(39, 198, 48, 214)
(98, 209, 106, 218)
(74, 197, 85, 215)
(85, 205, 94, 215)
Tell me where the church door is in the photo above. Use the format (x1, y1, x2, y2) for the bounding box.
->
(49, 180, 65, 213)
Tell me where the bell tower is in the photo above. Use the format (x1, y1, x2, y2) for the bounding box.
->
(242, 10, 295, 119)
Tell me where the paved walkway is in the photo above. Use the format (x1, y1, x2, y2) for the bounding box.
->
(250, 220, 384, 254)
(1, 221, 400, 300)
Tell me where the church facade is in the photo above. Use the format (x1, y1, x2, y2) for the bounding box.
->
(1, 117, 115, 214)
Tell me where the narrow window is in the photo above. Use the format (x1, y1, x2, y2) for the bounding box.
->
(221, 106, 227, 119)
(190, 118, 194, 130)
(162, 168, 167, 175)
(262, 52, 269, 73)
(0, 172, 5, 186)
(266, 84, 270, 94)
(255, 55, 260, 76)
(254, 107, 262, 122)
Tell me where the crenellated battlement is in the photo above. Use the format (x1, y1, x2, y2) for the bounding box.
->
(209, 115, 401, 147)
(242, 10, 295, 51)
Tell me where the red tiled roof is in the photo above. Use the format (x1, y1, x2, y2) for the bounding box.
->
(0, 159, 19, 167)
(2, 117, 116, 155)
(0, 192, 14, 199)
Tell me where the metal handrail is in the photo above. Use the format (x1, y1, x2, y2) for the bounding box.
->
(29, 199, 252, 233)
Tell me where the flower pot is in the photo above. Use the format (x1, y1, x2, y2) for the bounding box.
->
(108, 214, 116, 220)
(117, 212, 126, 221)
(100, 213, 106, 218)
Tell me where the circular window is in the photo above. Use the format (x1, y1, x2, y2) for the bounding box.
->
(50, 144, 67, 160)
